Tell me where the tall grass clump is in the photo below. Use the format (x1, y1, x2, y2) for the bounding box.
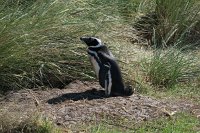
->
(134, 0, 200, 47)
(0, 0, 86, 92)
(0, 0, 127, 93)
(141, 47, 199, 88)
(0, 0, 142, 93)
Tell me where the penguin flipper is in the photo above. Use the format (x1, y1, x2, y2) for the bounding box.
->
(99, 64, 108, 87)
(104, 63, 112, 96)
(98, 51, 115, 61)
(99, 63, 112, 96)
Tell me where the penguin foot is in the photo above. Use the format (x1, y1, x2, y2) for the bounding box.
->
(124, 85, 134, 96)
(110, 86, 133, 97)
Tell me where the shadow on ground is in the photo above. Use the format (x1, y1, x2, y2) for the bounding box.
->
(47, 88, 108, 104)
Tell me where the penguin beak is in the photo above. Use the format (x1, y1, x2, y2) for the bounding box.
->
(80, 37, 87, 42)
(80, 37, 90, 46)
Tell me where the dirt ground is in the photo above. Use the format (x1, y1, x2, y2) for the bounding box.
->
(0, 80, 199, 130)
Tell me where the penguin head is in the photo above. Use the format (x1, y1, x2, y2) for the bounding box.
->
(80, 37, 102, 47)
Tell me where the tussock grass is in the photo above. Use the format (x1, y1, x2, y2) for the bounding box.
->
(0, 0, 199, 108)
(132, 0, 200, 99)
(0, 0, 89, 92)
(0, 0, 135, 93)
(134, 0, 200, 47)
(141, 47, 199, 88)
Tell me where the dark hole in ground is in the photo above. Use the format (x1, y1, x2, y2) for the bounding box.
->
(47, 88, 108, 104)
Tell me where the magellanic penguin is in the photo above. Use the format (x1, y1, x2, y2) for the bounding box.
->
(80, 36, 133, 97)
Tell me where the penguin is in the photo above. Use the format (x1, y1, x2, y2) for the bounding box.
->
(80, 36, 133, 97)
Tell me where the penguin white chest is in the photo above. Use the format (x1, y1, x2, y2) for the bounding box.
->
(89, 56, 100, 78)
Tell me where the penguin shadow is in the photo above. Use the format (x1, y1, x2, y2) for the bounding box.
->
(47, 88, 108, 104)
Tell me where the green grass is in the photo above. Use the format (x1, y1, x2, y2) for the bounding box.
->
(134, 0, 200, 47)
(0, 0, 91, 92)
(0, 0, 199, 94)
(135, 113, 200, 133)
(140, 47, 199, 88)
(89, 113, 200, 133)
(0, 111, 60, 133)
(0, 0, 140, 93)
(131, 0, 200, 104)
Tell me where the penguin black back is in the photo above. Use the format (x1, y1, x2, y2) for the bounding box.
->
(98, 51, 130, 96)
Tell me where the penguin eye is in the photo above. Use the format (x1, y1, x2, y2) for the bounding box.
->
(92, 39, 99, 46)
(88, 38, 98, 46)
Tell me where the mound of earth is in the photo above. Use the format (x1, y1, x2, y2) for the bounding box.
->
(0, 80, 199, 129)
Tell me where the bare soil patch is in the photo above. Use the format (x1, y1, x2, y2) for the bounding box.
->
(0, 80, 199, 129)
